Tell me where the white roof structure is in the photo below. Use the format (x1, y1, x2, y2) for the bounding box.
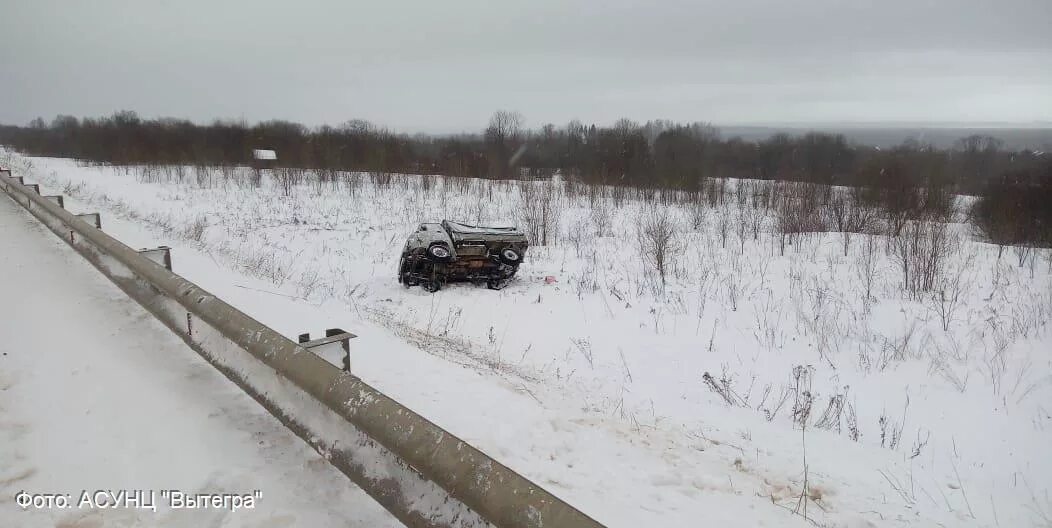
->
(252, 149, 277, 161)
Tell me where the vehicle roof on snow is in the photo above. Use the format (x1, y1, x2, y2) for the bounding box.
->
(442, 220, 523, 236)
(252, 149, 277, 160)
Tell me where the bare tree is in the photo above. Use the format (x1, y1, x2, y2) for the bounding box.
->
(486, 110, 524, 179)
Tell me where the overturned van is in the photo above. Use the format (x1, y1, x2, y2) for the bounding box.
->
(397, 220, 529, 292)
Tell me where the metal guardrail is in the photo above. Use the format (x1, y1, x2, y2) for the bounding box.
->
(0, 169, 605, 528)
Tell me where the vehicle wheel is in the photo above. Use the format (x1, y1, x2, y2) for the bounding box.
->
(487, 279, 505, 290)
(427, 244, 452, 261)
(424, 279, 442, 293)
(498, 248, 521, 265)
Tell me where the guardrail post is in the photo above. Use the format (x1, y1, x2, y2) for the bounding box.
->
(298, 328, 355, 372)
(327, 328, 352, 372)
(0, 169, 18, 184)
(76, 213, 102, 229)
(137, 246, 172, 270)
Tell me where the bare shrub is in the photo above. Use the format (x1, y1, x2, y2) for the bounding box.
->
(920, 181, 955, 221)
(875, 322, 921, 370)
(926, 256, 973, 331)
(182, 216, 208, 243)
(370, 170, 392, 188)
(192, 164, 213, 188)
(855, 234, 880, 309)
(636, 206, 682, 292)
(824, 190, 877, 255)
(590, 200, 612, 235)
(343, 171, 362, 197)
(308, 171, 327, 196)
(890, 220, 957, 296)
(753, 180, 776, 210)
(756, 384, 791, 422)
(971, 164, 1052, 248)
(814, 387, 849, 432)
(716, 205, 731, 248)
(745, 204, 764, 240)
(567, 216, 592, 258)
(752, 292, 785, 349)
(734, 179, 748, 207)
(471, 194, 487, 224)
(845, 402, 860, 441)
(172, 164, 188, 183)
(249, 167, 263, 188)
(570, 337, 594, 368)
(687, 191, 707, 230)
(703, 371, 747, 407)
(274, 167, 305, 197)
(703, 177, 726, 207)
(135, 164, 159, 184)
(735, 204, 749, 254)
(775, 182, 827, 255)
(823, 191, 852, 234)
(791, 365, 815, 429)
(518, 179, 562, 246)
(879, 404, 907, 450)
(609, 184, 628, 208)
(218, 164, 237, 183)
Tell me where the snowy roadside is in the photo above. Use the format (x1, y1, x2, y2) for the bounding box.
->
(0, 194, 401, 527)
(5, 152, 1051, 527)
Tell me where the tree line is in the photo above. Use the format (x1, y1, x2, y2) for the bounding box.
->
(1, 110, 1048, 245)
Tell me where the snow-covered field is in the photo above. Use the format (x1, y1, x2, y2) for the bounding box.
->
(3, 150, 1051, 527)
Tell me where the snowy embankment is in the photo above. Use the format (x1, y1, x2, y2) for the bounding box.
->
(0, 194, 399, 527)
(4, 151, 1051, 527)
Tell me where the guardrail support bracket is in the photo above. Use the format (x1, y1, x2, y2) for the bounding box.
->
(138, 246, 172, 271)
(298, 328, 356, 372)
(76, 213, 102, 229)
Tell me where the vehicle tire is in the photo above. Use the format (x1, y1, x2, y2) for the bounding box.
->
(498, 248, 521, 265)
(487, 279, 505, 290)
(427, 244, 452, 261)
(424, 279, 442, 293)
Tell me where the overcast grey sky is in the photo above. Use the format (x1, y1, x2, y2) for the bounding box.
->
(1, 0, 1050, 132)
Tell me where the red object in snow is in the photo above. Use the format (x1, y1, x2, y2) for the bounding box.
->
(544, 276, 557, 284)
